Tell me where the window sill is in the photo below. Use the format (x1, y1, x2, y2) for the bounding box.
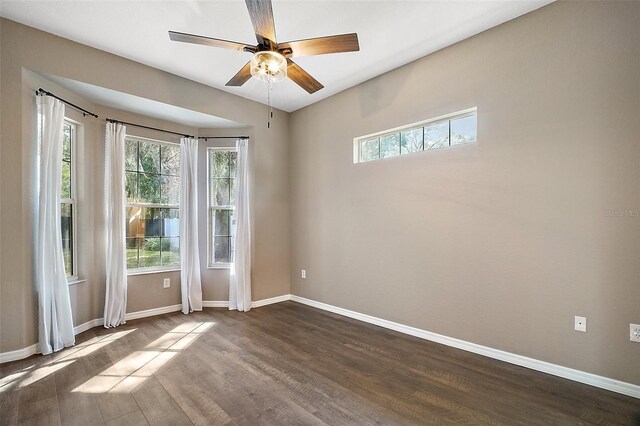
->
(67, 278, 86, 286)
(127, 267, 180, 277)
(208, 264, 232, 270)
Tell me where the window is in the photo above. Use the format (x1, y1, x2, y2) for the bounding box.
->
(355, 108, 477, 163)
(207, 147, 237, 267)
(125, 136, 180, 271)
(61, 121, 76, 279)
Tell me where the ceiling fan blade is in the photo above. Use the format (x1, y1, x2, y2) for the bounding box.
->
(226, 61, 253, 86)
(279, 33, 359, 58)
(287, 59, 323, 94)
(245, 0, 277, 45)
(169, 31, 255, 53)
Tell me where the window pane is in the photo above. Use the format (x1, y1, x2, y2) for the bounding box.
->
(143, 208, 162, 237)
(161, 175, 180, 205)
(230, 178, 236, 206)
(126, 207, 144, 237)
(162, 209, 180, 237)
(161, 237, 180, 266)
(161, 145, 180, 176)
(210, 151, 230, 177)
(229, 152, 237, 177)
(425, 121, 449, 150)
(360, 138, 380, 162)
(211, 178, 231, 206)
(140, 237, 162, 268)
(400, 128, 423, 154)
(211, 209, 231, 236)
(380, 134, 400, 158)
(125, 172, 138, 202)
(125, 139, 138, 171)
(61, 161, 71, 199)
(213, 237, 231, 263)
(126, 237, 140, 269)
(138, 141, 160, 174)
(451, 115, 477, 145)
(61, 203, 73, 277)
(63, 125, 72, 162)
(139, 173, 161, 204)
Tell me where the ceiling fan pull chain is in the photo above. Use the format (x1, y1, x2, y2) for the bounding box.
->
(267, 81, 273, 128)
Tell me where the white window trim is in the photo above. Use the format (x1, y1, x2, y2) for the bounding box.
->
(207, 146, 237, 269)
(127, 267, 181, 276)
(125, 134, 181, 274)
(353, 107, 477, 163)
(63, 120, 79, 284)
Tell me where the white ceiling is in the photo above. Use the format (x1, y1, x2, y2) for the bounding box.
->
(1, 0, 552, 112)
(40, 73, 244, 128)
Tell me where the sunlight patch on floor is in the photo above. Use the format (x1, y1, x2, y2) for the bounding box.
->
(72, 322, 214, 393)
(0, 329, 136, 393)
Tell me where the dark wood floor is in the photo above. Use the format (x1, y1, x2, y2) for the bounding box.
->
(1, 301, 638, 425)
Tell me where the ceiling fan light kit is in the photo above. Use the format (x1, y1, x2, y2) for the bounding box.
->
(168, 0, 359, 94)
(250, 51, 287, 83)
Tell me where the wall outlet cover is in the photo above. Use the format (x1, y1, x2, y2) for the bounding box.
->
(163, 278, 170, 288)
(574, 316, 587, 332)
(631, 324, 640, 342)
(301, 269, 306, 279)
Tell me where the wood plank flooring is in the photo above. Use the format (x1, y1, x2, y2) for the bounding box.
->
(1, 301, 638, 425)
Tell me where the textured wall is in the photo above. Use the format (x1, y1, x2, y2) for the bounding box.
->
(288, 2, 640, 384)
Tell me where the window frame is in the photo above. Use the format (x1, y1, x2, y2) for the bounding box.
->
(207, 146, 237, 269)
(125, 134, 181, 275)
(354, 107, 478, 163)
(62, 119, 79, 283)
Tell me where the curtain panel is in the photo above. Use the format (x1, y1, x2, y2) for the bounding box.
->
(104, 122, 128, 327)
(35, 95, 75, 354)
(229, 139, 252, 312)
(180, 137, 202, 314)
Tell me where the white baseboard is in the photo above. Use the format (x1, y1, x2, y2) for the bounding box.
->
(74, 318, 104, 335)
(289, 295, 640, 399)
(1, 317, 106, 363)
(202, 300, 229, 308)
(250, 294, 291, 308)
(4, 293, 636, 400)
(0, 344, 38, 364)
(125, 304, 183, 321)
(0, 295, 292, 363)
(202, 294, 292, 309)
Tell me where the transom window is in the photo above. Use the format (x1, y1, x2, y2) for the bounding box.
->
(207, 147, 237, 267)
(356, 108, 477, 163)
(125, 136, 180, 271)
(61, 121, 76, 279)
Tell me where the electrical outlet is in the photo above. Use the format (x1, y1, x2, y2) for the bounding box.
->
(630, 324, 640, 343)
(163, 278, 170, 289)
(301, 269, 306, 279)
(574, 316, 587, 332)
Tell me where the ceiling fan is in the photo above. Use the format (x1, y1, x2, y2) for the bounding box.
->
(168, 0, 359, 94)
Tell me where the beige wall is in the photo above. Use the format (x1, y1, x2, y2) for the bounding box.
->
(0, 18, 291, 353)
(288, 1, 640, 385)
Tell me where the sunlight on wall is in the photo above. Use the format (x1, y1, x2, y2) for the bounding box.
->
(72, 321, 214, 394)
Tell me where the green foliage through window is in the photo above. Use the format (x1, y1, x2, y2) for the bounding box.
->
(125, 136, 181, 270)
(61, 122, 74, 278)
(357, 110, 477, 163)
(208, 148, 237, 266)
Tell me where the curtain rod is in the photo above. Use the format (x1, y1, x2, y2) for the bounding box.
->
(198, 136, 249, 140)
(36, 88, 99, 118)
(106, 118, 194, 138)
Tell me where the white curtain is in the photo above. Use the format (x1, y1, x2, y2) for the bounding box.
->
(229, 139, 251, 312)
(180, 137, 202, 314)
(35, 95, 75, 355)
(104, 122, 128, 327)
